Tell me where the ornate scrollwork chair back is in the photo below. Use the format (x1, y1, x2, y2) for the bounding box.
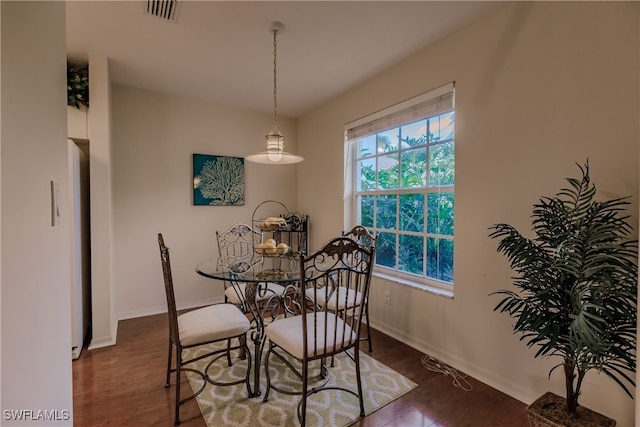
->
(215, 224, 286, 313)
(343, 225, 377, 251)
(342, 225, 377, 352)
(262, 236, 375, 426)
(216, 223, 262, 274)
(158, 233, 252, 426)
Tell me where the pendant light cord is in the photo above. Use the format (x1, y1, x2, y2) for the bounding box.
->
(272, 28, 278, 131)
(246, 21, 303, 164)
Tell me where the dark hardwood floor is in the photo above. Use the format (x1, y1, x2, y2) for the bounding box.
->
(72, 313, 528, 426)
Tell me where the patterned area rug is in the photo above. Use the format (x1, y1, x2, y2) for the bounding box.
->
(184, 341, 417, 427)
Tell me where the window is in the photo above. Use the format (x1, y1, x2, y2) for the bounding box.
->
(345, 83, 455, 292)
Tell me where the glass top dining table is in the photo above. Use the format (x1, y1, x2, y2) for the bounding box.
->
(195, 257, 301, 283)
(195, 257, 301, 397)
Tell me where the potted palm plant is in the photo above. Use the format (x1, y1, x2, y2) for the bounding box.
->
(489, 161, 637, 426)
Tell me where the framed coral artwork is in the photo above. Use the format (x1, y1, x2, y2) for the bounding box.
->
(193, 154, 245, 206)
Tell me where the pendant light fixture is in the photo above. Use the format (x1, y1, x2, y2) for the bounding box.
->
(246, 21, 304, 165)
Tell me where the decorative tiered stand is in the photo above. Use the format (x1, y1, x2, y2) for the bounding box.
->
(251, 200, 308, 276)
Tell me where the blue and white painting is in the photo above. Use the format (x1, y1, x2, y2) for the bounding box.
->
(193, 154, 245, 206)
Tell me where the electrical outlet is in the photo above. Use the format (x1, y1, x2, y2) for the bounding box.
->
(384, 290, 390, 305)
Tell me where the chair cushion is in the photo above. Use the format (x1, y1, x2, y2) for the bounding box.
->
(178, 303, 250, 347)
(225, 282, 285, 305)
(305, 287, 363, 311)
(265, 313, 356, 359)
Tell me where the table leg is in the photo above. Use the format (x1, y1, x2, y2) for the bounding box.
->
(242, 281, 290, 398)
(249, 329, 264, 397)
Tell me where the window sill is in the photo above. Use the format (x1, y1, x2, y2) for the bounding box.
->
(372, 270, 454, 299)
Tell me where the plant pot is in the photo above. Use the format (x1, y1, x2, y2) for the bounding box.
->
(527, 392, 616, 427)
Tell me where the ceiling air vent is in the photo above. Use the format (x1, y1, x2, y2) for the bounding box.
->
(147, 0, 178, 21)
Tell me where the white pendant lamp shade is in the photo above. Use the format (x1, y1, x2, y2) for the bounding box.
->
(246, 21, 303, 165)
(245, 130, 304, 164)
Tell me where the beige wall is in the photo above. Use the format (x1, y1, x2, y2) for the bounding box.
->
(3, 1, 636, 425)
(87, 54, 117, 349)
(1, 1, 74, 423)
(111, 85, 299, 319)
(298, 2, 638, 425)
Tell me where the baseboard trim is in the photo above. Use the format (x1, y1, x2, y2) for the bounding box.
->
(117, 305, 167, 321)
(87, 318, 119, 350)
(88, 335, 116, 350)
(87, 298, 227, 352)
(116, 297, 224, 321)
(369, 319, 532, 406)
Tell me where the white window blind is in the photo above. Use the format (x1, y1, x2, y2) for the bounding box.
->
(346, 82, 455, 140)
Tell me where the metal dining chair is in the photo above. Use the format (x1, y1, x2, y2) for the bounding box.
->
(342, 225, 377, 352)
(216, 223, 286, 313)
(302, 225, 377, 366)
(263, 236, 375, 426)
(158, 233, 252, 425)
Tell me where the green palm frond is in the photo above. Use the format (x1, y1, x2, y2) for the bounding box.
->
(488, 161, 637, 413)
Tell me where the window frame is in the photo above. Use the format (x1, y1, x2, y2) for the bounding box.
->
(344, 83, 455, 295)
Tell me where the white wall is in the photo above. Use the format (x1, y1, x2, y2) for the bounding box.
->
(87, 54, 117, 350)
(1, 2, 73, 425)
(298, 2, 638, 426)
(111, 85, 299, 320)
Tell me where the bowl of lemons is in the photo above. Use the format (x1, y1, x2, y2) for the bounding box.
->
(256, 239, 289, 256)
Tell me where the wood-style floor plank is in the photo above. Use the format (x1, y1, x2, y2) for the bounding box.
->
(72, 313, 528, 426)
